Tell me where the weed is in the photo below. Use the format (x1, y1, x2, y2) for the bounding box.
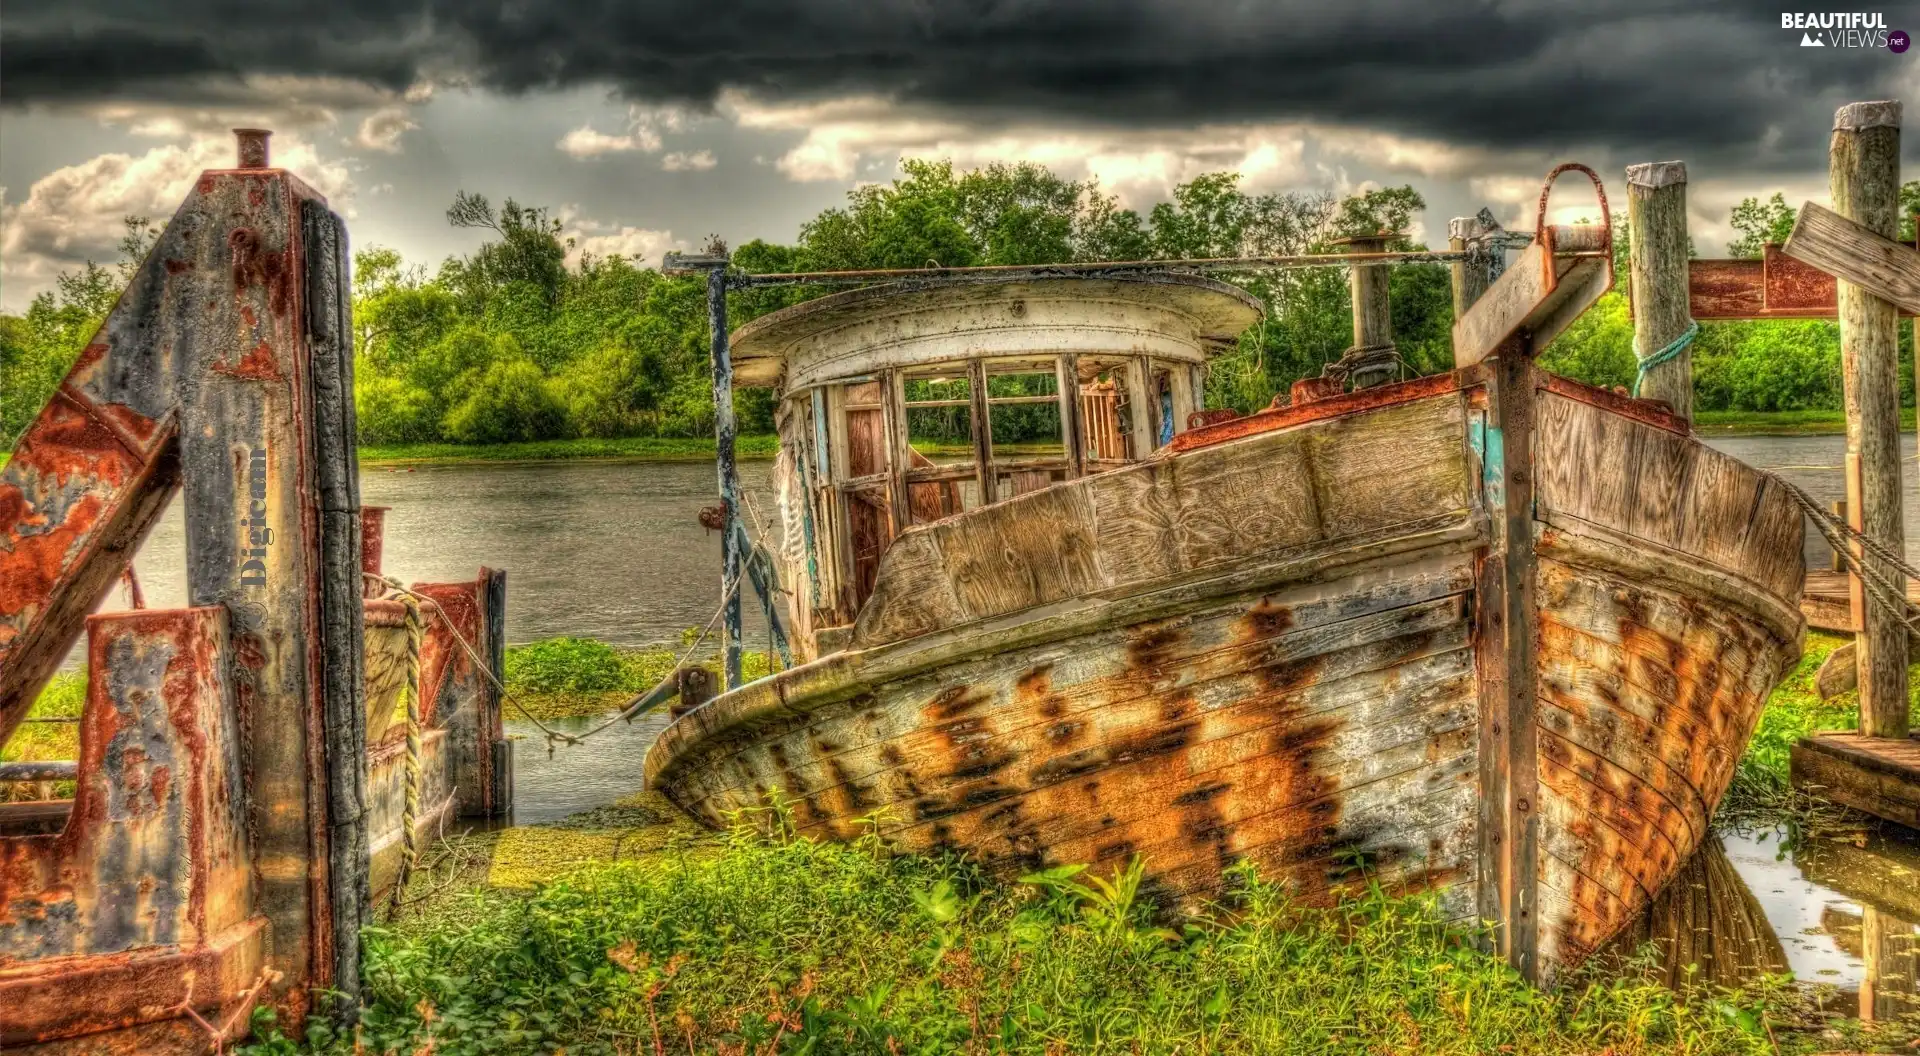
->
(244, 823, 1784, 1056)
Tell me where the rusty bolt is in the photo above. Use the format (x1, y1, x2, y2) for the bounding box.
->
(1516, 797, 1531, 812)
(234, 128, 272, 169)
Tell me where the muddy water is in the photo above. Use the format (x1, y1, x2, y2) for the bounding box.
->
(109, 459, 779, 650)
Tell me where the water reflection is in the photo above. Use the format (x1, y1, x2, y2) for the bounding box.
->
(1607, 824, 1920, 1018)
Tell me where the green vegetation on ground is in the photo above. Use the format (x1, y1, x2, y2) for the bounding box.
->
(358, 434, 778, 466)
(246, 809, 1797, 1056)
(502, 636, 773, 721)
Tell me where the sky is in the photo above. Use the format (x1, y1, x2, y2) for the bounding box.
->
(4, 2, 1920, 313)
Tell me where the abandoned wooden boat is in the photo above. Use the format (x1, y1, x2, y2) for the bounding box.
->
(645, 215, 1806, 981)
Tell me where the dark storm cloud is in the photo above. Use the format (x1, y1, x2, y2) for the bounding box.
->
(0, 1, 1905, 166)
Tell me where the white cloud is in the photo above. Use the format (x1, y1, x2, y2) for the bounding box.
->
(721, 91, 1331, 204)
(355, 106, 418, 153)
(1, 134, 354, 312)
(556, 104, 699, 159)
(558, 124, 651, 158)
(557, 206, 686, 267)
(661, 149, 717, 172)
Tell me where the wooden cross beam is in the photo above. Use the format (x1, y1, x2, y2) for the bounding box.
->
(1688, 206, 1920, 319)
(1451, 223, 1613, 365)
(1781, 201, 1920, 313)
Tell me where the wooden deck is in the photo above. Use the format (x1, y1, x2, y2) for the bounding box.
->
(1792, 732, 1920, 828)
(1802, 570, 1920, 634)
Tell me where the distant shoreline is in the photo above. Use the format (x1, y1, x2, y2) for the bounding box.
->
(1, 412, 1905, 475)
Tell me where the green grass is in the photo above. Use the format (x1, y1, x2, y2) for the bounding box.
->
(245, 814, 1797, 1056)
(1694, 408, 1918, 436)
(3, 669, 84, 801)
(502, 636, 775, 721)
(356, 434, 780, 467)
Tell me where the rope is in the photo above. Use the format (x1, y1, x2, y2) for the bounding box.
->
(361, 571, 739, 757)
(1632, 319, 1698, 398)
(1766, 471, 1920, 638)
(1321, 342, 1403, 386)
(393, 591, 423, 909)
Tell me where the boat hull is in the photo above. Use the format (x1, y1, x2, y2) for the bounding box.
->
(647, 368, 1803, 979)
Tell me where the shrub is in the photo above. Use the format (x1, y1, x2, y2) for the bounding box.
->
(442, 356, 567, 444)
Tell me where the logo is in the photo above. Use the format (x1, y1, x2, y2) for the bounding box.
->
(1782, 11, 1893, 47)
(1892, 29, 1911, 51)
(240, 445, 272, 587)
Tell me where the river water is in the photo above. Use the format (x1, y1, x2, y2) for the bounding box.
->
(87, 439, 1920, 1003)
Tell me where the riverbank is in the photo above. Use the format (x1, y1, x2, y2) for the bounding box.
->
(0, 412, 1901, 476)
(1694, 409, 1917, 436)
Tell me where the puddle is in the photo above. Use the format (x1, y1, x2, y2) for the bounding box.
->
(1605, 823, 1920, 1019)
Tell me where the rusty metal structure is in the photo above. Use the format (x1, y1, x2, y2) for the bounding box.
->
(648, 166, 1808, 984)
(0, 133, 511, 1053)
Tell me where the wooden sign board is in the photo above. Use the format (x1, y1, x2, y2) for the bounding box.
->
(1452, 240, 1613, 365)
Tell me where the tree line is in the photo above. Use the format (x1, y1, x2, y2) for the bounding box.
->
(4, 165, 1917, 452)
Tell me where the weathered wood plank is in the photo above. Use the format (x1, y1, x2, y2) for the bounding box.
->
(1452, 241, 1610, 366)
(686, 601, 1475, 818)
(1534, 388, 1805, 601)
(679, 561, 1477, 809)
(1793, 732, 1920, 829)
(1783, 200, 1920, 314)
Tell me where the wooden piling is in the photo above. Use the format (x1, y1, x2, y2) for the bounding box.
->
(707, 263, 744, 689)
(967, 358, 997, 505)
(1626, 161, 1694, 422)
(1832, 100, 1909, 738)
(1345, 233, 1397, 388)
(1448, 212, 1501, 325)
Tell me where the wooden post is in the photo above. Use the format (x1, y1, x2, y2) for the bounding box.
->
(1471, 342, 1542, 982)
(706, 262, 744, 689)
(883, 367, 913, 533)
(1055, 354, 1084, 478)
(967, 359, 997, 505)
(1627, 161, 1693, 421)
(1123, 356, 1156, 457)
(1345, 233, 1397, 388)
(302, 201, 371, 1012)
(1832, 100, 1909, 738)
(1449, 211, 1501, 327)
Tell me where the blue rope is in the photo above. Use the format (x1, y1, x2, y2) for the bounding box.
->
(1632, 319, 1698, 398)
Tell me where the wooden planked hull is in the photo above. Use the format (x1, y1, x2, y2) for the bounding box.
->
(647, 367, 1803, 980)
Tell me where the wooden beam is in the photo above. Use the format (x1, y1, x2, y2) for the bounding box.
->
(1627, 161, 1694, 421)
(1783, 200, 1920, 314)
(1830, 99, 1910, 738)
(1451, 237, 1611, 367)
(1055, 354, 1084, 479)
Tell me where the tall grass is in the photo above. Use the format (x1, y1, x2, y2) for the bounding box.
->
(245, 814, 1788, 1056)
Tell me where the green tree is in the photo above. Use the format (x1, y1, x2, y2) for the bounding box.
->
(1726, 193, 1797, 258)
